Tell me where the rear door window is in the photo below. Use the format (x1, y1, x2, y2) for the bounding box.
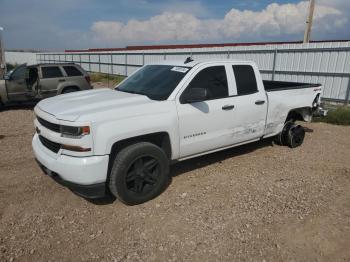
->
(185, 66, 228, 100)
(41, 66, 63, 78)
(232, 65, 258, 95)
(63, 66, 83, 76)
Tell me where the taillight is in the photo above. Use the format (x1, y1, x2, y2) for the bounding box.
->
(85, 75, 91, 84)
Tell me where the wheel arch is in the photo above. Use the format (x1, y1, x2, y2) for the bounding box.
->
(58, 85, 81, 94)
(109, 132, 172, 159)
(106, 132, 172, 184)
(285, 107, 313, 123)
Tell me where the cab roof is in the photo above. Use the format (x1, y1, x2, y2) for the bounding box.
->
(148, 58, 254, 68)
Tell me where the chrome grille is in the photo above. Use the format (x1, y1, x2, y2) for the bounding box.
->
(38, 135, 61, 153)
(37, 117, 60, 133)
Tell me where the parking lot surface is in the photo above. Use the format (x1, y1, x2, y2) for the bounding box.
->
(0, 107, 349, 262)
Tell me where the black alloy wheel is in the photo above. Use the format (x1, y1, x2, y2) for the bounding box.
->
(287, 124, 305, 148)
(109, 142, 169, 205)
(125, 156, 160, 194)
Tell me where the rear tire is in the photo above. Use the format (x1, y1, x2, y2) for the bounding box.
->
(108, 142, 169, 205)
(275, 121, 293, 146)
(286, 124, 305, 148)
(275, 122, 305, 148)
(62, 87, 79, 94)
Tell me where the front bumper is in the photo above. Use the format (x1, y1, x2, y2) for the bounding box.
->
(32, 133, 109, 198)
(35, 160, 107, 198)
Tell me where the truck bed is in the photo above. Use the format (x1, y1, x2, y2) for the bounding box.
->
(263, 80, 321, 92)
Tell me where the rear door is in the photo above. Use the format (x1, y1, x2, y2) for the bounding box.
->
(61, 65, 86, 89)
(39, 66, 65, 97)
(225, 64, 268, 143)
(6, 64, 28, 101)
(176, 63, 237, 158)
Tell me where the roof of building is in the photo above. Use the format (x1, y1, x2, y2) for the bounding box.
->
(65, 39, 350, 53)
(145, 58, 256, 68)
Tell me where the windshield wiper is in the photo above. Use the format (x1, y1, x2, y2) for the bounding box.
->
(116, 89, 152, 99)
(117, 89, 141, 95)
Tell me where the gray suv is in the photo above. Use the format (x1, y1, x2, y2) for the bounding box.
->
(0, 63, 92, 106)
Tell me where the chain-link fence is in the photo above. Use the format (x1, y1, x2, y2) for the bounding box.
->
(37, 41, 350, 103)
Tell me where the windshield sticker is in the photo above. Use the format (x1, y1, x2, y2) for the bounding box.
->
(171, 67, 189, 73)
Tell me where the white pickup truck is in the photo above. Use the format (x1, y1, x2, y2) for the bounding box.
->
(32, 59, 322, 205)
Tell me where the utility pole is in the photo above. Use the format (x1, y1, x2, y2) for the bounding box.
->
(303, 0, 315, 43)
(0, 27, 6, 78)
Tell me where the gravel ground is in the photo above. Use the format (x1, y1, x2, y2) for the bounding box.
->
(0, 105, 349, 262)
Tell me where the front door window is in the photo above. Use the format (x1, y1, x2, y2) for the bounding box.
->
(11, 66, 26, 81)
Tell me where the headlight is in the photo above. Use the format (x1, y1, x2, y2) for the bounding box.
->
(60, 125, 90, 138)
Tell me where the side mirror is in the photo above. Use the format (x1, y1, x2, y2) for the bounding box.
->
(181, 88, 207, 103)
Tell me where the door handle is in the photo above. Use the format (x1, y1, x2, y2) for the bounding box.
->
(222, 105, 235, 110)
(58, 79, 66, 82)
(255, 100, 265, 105)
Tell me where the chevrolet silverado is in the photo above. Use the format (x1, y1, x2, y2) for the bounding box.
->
(32, 59, 322, 205)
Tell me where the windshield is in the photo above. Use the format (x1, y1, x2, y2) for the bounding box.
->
(6, 69, 14, 76)
(116, 65, 190, 100)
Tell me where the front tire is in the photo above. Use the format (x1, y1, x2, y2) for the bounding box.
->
(108, 142, 169, 205)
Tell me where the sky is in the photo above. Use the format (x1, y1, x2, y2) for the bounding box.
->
(0, 0, 349, 51)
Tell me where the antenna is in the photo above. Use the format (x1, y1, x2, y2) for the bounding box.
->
(303, 0, 315, 43)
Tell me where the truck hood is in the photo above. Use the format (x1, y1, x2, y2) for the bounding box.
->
(37, 88, 159, 122)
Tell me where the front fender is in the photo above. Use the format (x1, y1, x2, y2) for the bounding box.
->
(92, 112, 180, 160)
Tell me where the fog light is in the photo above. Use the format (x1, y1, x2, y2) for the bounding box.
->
(62, 144, 91, 152)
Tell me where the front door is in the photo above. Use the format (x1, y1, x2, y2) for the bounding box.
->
(6, 64, 28, 101)
(176, 65, 236, 158)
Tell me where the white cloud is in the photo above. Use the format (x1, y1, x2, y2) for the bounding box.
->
(160, 1, 211, 18)
(221, 2, 346, 38)
(318, 0, 350, 10)
(90, 1, 348, 46)
(91, 12, 203, 43)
